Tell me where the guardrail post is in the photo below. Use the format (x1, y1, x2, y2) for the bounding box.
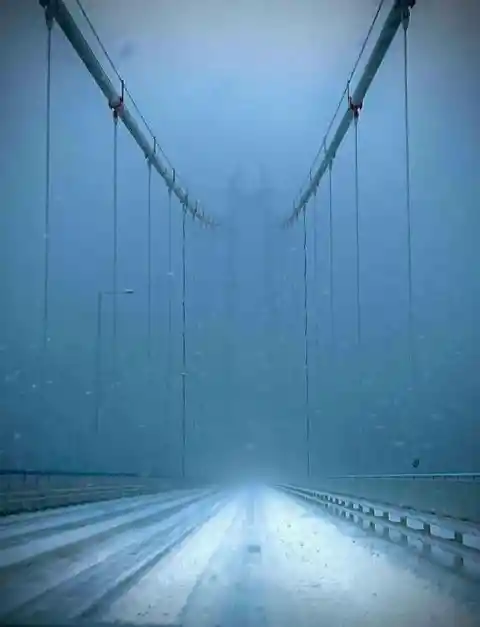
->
(398, 516, 408, 544)
(381, 512, 390, 538)
(421, 523, 432, 556)
(361, 505, 373, 530)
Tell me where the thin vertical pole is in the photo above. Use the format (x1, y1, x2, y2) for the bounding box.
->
(403, 10, 415, 385)
(42, 9, 53, 383)
(112, 115, 119, 383)
(181, 206, 187, 479)
(147, 160, 152, 360)
(302, 208, 311, 479)
(328, 163, 335, 349)
(312, 189, 318, 351)
(354, 116, 362, 345)
(165, 189, 173, 423)
(94, 292, 103, 433)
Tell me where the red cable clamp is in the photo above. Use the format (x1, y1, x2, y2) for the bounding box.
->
(348, 96, 363, 119)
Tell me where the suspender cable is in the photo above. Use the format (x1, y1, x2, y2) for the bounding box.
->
(112, 111, 119, 382)
(402, 8, 415, 383)
(146, 153, 153, 361)
(312, 188, 318, 350)
(328, 163, 335, 349)
(225, 201, 235, 412)
(181, 204, 187, 479)
(165, 186, 173, 424)
(42, 8, 53, 382)
(263, 202, 271, 362)
(354, 116, 361, 344)
(302, 207, 311, 478)
(349, 84, 363, 346)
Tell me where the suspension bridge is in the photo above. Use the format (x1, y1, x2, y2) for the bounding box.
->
(1, 0, 479, 624)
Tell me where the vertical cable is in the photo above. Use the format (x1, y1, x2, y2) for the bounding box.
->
(354, 116, 362, 345)
(263, 201, 270, 364)
(112, 115, 119, 383)
(165, 189, 173, 424)
(403, 12, 415, 384)
(226, 200, 235, 417)
(94, 292, 103, 434)
(42, 12, 53, 383)
(302, 208, 311, 478)
(312, 189, 318, 350)
(147, 160, 152, 360)
(328, 163, 335, 349)
(181, 206, 187, 478)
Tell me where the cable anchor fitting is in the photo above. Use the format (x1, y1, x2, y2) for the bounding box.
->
(109, 80, 125, 120)
(349, 96, 363, 120)
(400, 0, 415, 30)
(146, 137, 157, 165)
(44, 0, 55, 29)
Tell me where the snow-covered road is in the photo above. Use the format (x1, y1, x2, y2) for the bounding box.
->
(1, 486, 479, 626)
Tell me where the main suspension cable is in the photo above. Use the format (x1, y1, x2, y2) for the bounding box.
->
(302, 207, 311, 478)
(294, 0, 387, 206)
(72, 0, 215, 226)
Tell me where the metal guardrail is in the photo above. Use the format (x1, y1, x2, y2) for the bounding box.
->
(295, 474, 480, 522)
(0, 484, 159, 516)
(0, 469, 141, 477)
(280, 484, 480, 577)
(319, 473, 480, 481)
(0, 469, 197, 516)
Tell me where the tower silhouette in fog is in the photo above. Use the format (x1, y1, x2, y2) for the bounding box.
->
(223, 167, 279, 473)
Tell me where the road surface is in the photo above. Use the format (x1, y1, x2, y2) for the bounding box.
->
(0, 486, 479, 626)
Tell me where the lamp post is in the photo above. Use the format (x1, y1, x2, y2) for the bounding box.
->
(94, 288, 134, 433)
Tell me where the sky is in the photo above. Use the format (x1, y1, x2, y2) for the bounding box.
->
(0, 0, 479, 480)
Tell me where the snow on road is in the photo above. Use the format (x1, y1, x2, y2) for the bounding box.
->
(103, 496, 241, 624)
(105, 487, 480, 626)
(1, 487, 478, 626)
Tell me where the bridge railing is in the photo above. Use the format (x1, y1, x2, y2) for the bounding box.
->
(0, 470, 199, 516)
(279, 474, 480, 578)
(294, 473, 480, 522)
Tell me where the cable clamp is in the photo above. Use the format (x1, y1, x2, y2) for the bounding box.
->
(400, 0, 415, 30)
(44, 0, 55, 29)
(348, 96, 363, 119)
(109, 80, 125, 120)
(146, 137, 157, 164)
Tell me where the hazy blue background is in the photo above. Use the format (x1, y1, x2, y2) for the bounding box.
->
(0, 0, 479, 481)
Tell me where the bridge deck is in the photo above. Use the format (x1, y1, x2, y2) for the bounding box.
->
(0, 486, 478, 626)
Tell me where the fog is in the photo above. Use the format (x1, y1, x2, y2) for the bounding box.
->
(1, 0, 479, 481)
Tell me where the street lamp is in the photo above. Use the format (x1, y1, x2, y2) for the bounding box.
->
(94, 288, 134, 433)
